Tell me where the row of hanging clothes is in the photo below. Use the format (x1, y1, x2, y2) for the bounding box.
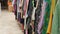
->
(12, 0, 60, 34)
(12, 0, 24, 31)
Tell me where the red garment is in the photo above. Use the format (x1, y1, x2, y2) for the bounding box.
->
(23, 0, 29, 34)
(24, 0, 29, 15)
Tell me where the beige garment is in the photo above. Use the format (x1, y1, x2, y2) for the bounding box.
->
(19, 0, 23, 7)
(31, 7, 36, 20)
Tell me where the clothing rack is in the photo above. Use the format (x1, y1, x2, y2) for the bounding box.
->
(12, 0, 59, 34)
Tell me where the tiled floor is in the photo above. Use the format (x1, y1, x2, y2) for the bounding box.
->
(0, 10, 23, 34)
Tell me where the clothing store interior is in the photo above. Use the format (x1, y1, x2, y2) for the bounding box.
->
(0, 0, 60, 34)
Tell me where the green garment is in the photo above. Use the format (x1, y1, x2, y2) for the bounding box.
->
(42, 0, 51, 34)
(51, 0, 60, 34)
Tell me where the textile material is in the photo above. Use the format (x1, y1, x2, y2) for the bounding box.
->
(17, 12, 21, 21)
(27, 0, 33, 17)
(34, 0, 37, 7)
(51, 0, 60, 34)
(23, 0, 29, 34)
(42, 0, 51, 34)
(17, 0, 20, 12)
(12, 0, 15, 6)
(23, 0, 29, 15)
(28, 25, 32, 34)
(38, 1, 46, 34)
(31, 7, 36, 20)
(46, 0, 56, 34)
(19, 0, 23, 7)
(26, 0, 34, 34)
(34, 0, 43, 34)
(13, 0, 17, 19)
(17, 12, 24, 24)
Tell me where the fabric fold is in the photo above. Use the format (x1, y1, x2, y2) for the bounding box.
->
(46, 0, 56, 34)
(51, 0, 60, 34)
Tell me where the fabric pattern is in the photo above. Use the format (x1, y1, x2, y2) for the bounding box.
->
(34, 0, 43, 34)
(38, 1, 46, 34)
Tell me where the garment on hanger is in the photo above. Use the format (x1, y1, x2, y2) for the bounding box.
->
(17, 0, 20, 21)
(51, 0, 60, 34)
(42, 0, 51, 34)
(19, 0, 23, 19)
(13, 0, 17, 20)
(33, 0, 38, 34)
(26, 0, 34, 34)
(34, 0, 37, 7)
(23, 0, 29, 34)
(19, 0, 23, 7)
(46, 0, 56, 34)
(23, 0, 29, 15)
(27, 0, 33, 17)
(31, 0, 35, 20)
(17, 0, 20, 12)
(38, 0, 47, 34)
(17, 0, 24, 24)
(34, 0, 43, 34)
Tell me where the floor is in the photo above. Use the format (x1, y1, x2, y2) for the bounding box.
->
(0, 10, 23, 34)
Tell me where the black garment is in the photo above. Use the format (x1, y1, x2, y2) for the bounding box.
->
(24, 30, 26, 34)
(27, 0, 33, 17)
(34, 0, 43, 34)
(26, 16, 31, 27)
(26, 0, 33, 34)
(14, 0, 17, 20)
(20, 18, 24, 25)
(26, 0, 33, 29)
(28, 25, 32, 34)
(14, 5, 17, 20)
(17, 12, 21, 21)
(34, 0, 37, 7)
(14, 4, 17, 20)
(15, 11, 17, 20)
(17, 12, 24, 24)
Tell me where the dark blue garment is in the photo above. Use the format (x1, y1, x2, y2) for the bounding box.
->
(18, 12, 24, 24)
